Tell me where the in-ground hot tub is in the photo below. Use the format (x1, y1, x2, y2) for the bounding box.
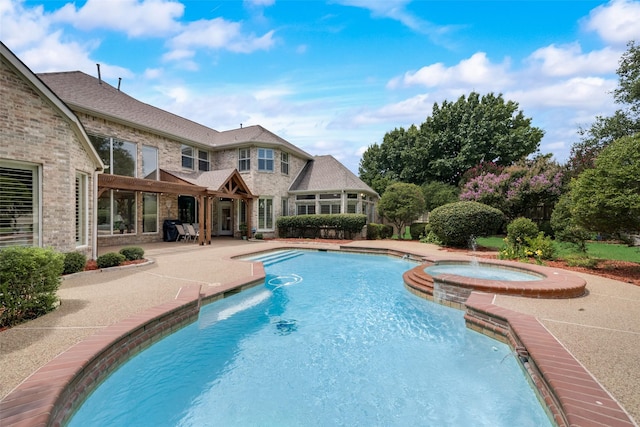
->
(404, 257, 587, 303)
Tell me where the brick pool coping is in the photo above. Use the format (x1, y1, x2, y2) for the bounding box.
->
(0, 248, 635, 426)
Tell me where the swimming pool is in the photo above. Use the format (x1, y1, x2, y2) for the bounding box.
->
(68, 251, 552, 426)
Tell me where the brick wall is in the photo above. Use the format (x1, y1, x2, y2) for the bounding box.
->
(0, 58, 97, 257)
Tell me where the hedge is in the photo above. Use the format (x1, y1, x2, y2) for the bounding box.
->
(277, 214, 367, 239)
(0, 247, 64, 328)
(366, 223, 394, 240)
(429, 201, 505, 247)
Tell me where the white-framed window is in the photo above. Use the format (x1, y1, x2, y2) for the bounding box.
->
(258, 197, 273, 230)
(281, 152, 289, 175)
(98, 190, 136, 235)
(142, 145, 158, 180)
(181, 145, 195, 170)
(320, 204, 341, 214)
(75, 172, 88, 246)
(90, 135, 137, 177)
(281, 197, 289, 216)
(0, 161, 41, 248)
(238, 148, 250, 171)
(198, 150, 210, 172)
(237, 199, 247, 228)
(297, 204, 316, 215)
(258, 148, 274, 172)
(142, 193, 158, 233)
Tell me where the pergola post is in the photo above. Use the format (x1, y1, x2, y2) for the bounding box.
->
(246, 198, 253, 239)
(198, 194, 205, 245)
(206, 196, 213, 245)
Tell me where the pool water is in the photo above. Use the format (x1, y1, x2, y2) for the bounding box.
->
(68, 251, 551, 426)
(425, 264, 542, 281)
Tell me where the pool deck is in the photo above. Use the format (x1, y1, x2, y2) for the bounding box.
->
(0, 239, 638, 426)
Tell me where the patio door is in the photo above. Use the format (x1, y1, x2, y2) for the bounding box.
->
(218, 201, 233, 236)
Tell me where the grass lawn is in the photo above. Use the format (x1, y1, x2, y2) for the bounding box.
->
(475, 236, 640, 263)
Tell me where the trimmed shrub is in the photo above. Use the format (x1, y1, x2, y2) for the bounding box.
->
(429, 201, 505, 247)
(277, 214, 367, 239)
(96, 252, 125, 269)
(409, 222, 428, 240)
(63, 251, 87, 275)
(506, 217, 539, 247)
(0, 247, 64, 328)
(254, 233, 264, 240)
(366, 223, 394, 240)
(119, 246, 144, 261)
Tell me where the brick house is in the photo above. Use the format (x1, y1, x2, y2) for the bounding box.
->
(1, 43, 378, 253)
(0, 42, 103, 258)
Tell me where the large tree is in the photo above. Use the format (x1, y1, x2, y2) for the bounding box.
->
(359, 92, 543, 188)
(377, 182, 425, 238)
(570, 134, 640, 234)
(567, 41, 640, 177)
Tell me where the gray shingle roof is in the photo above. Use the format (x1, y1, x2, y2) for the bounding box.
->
(38, 71, 219, 146)
(213, 125, 313, 160)
(37, 72, 312, 159)
(290, 155, 377, 195)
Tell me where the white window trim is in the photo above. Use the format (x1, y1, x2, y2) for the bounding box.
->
(0, 160, 42, 248)
(75, 172, 88, 248)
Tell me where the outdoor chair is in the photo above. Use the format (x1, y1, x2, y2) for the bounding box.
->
(186, 223, 199, 242)
(175, 223, 188, 242)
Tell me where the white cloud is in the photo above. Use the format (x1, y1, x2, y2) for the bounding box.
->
(0, 0, 134, 78)
(527, 43, 621, 76)
(0, 0, 50, 49)
(388, 53, 512, 90)
(51, 0, 184, 37)
(506, 77, 616, 109)
(583, 0, 640, 45)
(167, 18, 275, 57)
(143, 68, 163, 79)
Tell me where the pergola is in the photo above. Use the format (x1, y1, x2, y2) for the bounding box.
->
(98, 169, 256, 245)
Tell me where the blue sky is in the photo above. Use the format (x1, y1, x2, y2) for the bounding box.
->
(2, 0, 640, 173)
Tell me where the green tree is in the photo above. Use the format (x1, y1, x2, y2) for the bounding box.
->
(359, 126, 420, 195)
(568, 41, 640, 177)
(421, 181, 459, 211)
(377, 182, 425, 238)
(570, 134, 640, 234)
(359, 92, 543, 187)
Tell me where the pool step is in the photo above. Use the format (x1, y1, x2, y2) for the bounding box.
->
(251, 250, 305, 267)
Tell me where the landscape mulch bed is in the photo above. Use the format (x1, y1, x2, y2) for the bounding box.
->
(84, 259, 147, 271)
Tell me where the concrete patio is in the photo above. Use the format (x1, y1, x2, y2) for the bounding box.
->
(1, 239, 638, 425)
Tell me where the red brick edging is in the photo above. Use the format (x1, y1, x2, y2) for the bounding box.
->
(465, 293, 635, 427)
